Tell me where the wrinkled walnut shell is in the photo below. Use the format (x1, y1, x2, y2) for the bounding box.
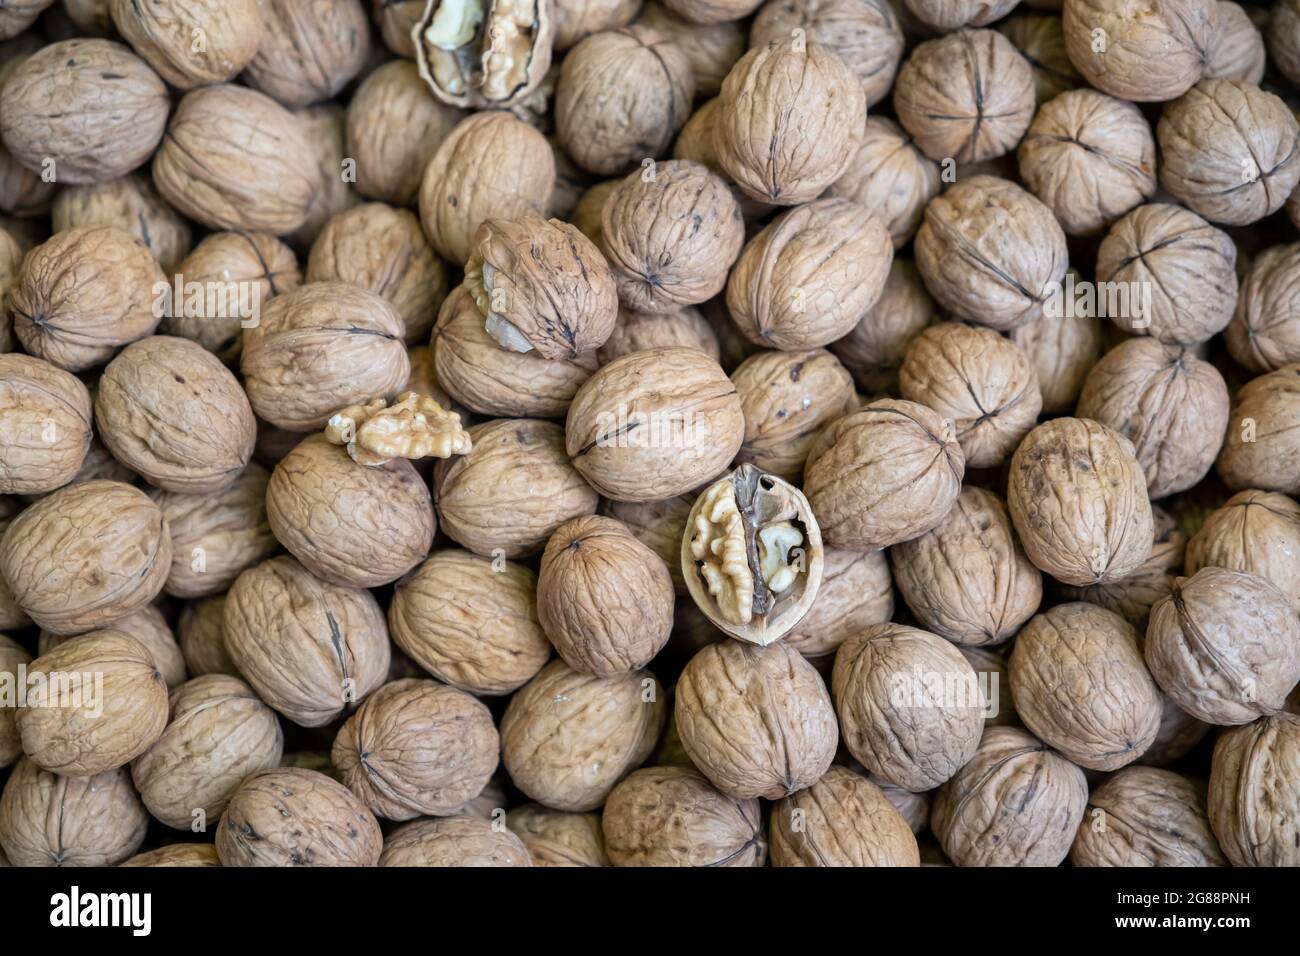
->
(178, 595, 238, 679)
(1226, 242, 1300, 373)
(52, 173, 192, 273)
(380, 815, 533, 866)
(507, 803, 609, 866)
(1186, 489, 1300, 613)
(1216, 363, 1300, 495)
(830, 258, 936, 395)
(0, 634, 31, 767)
(769, 764, 920, 867)
(783, 547, 893, 660)
(1207, 713, 1300, 867)
(1008, 285, 1103, 413)
(1071, 766, 1226, 866)
(826, 117, 940, 249)
(109, 0, 264, 89)
(0, 354, 92, 496)
(243, 0, 371, 108)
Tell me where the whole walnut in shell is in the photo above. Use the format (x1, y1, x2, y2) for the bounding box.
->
(602, 765, 765, 866)
(501, 659, 665, 811)
(380, 816, 532, 867)
(131, 675, 284, 831)
(783, 547, 892, 660)
(8, 225, 164, 372)
(833, 623, 984, 791)
(0, 759, 146, 867)
(1145, 567, 1300, 725)
(676, 640, 837, 799)
(556, 0, 642, 49)
(307, 204, 450, 346)
(433, 285, 597, 418)
(914, 176, 1067, 332)
(418, 111, 556, 266)
(242, 0, 369, 108)
(1009, 285, 1103, 413)
(287, 104, 360, 250)
(803, 398, 965, 551)
(600, 493, 696, 595)
(894, 30, 1035, 164)
(0, 354, 92, 496)
(1271, 0, 1300, 86)
(902, 0, 1018, 29)
(636, 3, 744, 98)
(217, 767, 383, 867)
(109, 0, 265, 89)
(1216, 364, 1300, 494)
(1009, 602, 1161, 770)
(374, 0, 426, 56)
(662, 0, 762, 21)
(240, 282, 410, 432)
(178, 596, 238, 678)
(538, 515, 674, 676)
(727, 199, 893, 351)
(0, 39, 167, 184)
(600, 160, 744, 313)
(1007, 417, 1154, 586)
(0, 1, 53, 39)
(826, 117, 940, 249)
(1071, 766, 1226, 866)
(998, 13, 1081, 104)
(38, 604, 187, 690)
(389, 550, 551, 695)
(152, 84, 316, 235)
(931, 725, 1088, 867)
(556, 26, 694, 176)
(1226, 242, 1300, 373)
(714, 37, 864, 205)
(0, 634, 31, 767)
(769, 765, 920, 867)
(0, 480, 171, 635)
(598, 307, 720, 364)
(1207, 713, 1300, 867)
(1141, 693, 1212, 768)
(1095, 203, 1237, 344)
(52, 174, 192, 273)
(1158, 80, 1300, 227)
(830, 259, 935, 395)
(507, 804, 609, 866)
(16, 630, 168, 776)
(565, 347, 744, 502)
(1204, 1, 1265, 82)
(122, 844, 222, 867)
(1062, 0, 1215, 102)
(892, 486, 1042, 646)
(333, 678, 499, 821)
(1186, 490, 1300, 612)
(222, 557, 391, 728)
(95, 336, 256, 494)
(435, 418, 599, 557)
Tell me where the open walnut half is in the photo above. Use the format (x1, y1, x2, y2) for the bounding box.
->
(413, 0, 554, 109)
(682, 465, 823, 645)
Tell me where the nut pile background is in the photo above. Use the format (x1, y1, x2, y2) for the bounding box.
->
(0, 0, 1298, 868)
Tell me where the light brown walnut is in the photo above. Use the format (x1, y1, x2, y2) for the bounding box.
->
(1207, 713, 1300, 867)
(830, 259, 936, 396)
(783, 547, 892, 660)
(1204, 1, 1265, 82)
(0, 354, 92, 496)
(1216, 364, 1300, 495)
(997, 13, 1081, 104)
(769, 765, 920, 866)
(1226, 242, 1300, 373)
(109, 0, 264, 89)
(597, 307, 720, 365)
(121, 844, 222, 867)
(635, 3, 742, 98)
(1071, 767, 1226, 866)
(1009, 281, 1103, 413)
(243, 0, 370, 108)
(177, 596, 239, 678)
(52, 173, 192, 272)
(507, 804, 608, 866)
(380, 815, 533, 866)
(0, 634, 32, 767)
(826, 118, 940, 249)
(38, 604, 187, 690)
(1186, 490, 1300, 613)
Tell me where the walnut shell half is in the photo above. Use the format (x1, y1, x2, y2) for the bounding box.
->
(415, 0, 555, 109)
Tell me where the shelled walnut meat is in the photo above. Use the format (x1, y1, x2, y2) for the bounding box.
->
(415, 0, 554, 109)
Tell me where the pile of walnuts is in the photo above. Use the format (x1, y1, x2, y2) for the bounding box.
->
(0, 0, 1298, 870)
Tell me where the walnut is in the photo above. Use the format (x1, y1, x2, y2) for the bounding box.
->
(892, 487, 1041, 646)
(670, 98, 777, 224)
(404, 345, 459, 412)
(389, 549, 551, 695)
(1141, 692, 1211, 767)
(602, 765, 765, 866)
(242, 0, 370, 108)
(932, 725, 1088, 866)
(240, 282, 410, 432)
(1207, 713, 1300, 867)
(308, 204, 449, 346)
(904, 0, 1019, 29)
(894, 30, 1034, 164)
(435, 418, 599, 557)
(108, 0, 264, 89)
(122, 844, 222, 867)
(332, 678, 498, 821)
(0, 759, 146, 866)
(1009, 280, 1103, 413)
(914, 176, 1067, 332)
(1186, 490, 1300, 613)
(418, 111, 556, 266)
(325, 392, 470, 469)
(347, 60, 465, 207)
(555, 0, 641, 49)
(0, 480, 171, 635)
(500, 659, 665, 811)
(601, 161, 744, 313)
(826, 118, 940, 250)
(1216, 364, 1300, 494)
(162, 231, 301, 364)
(833, 623, 984, 790)
(415, 0, 554, 110)
(1226, 242, 1300, 373)
(598, 307, 720, 365)
(1271, 0, 1300, 86)
(287, 104, 360, 250)
(1158, 80, 1300, 227)
(714, 38, 865, 205)
(0, 1, 53, 39)
(1008, 417, 1154, 586)
(178, 596, 239, 678)
(52, 174, 192, 273)
(661, 0, 762, 21)
(216, 767, 383, 867)
(380, 815, 532, 867)
(222, 556, 391, 728)
(374, 0, 426, 55)
(566, 347, 744, 501)
(635, 3, 742, 98)
(152, 84, 317, 235)
(1062, 0, 1215, 102)
(0, 39, 167, 184)
(1071, 766, 1226, 866)
(1146, 567, 1300, 725)
(769, 765, 920, 867)
(556, 27, 693, 176)
(598, 496, 693, 597)
(38, 604, 187, 690)
(433, 285, 597, 418)
(8, 225, 164, 372)
(16, 629, 168, 775)
(131, 675, 283, 831)
(507, 804, 608, 866)
(803, 398, 965, 550)
(0, 354, 92, 496)
(997, 13, 1081, 104)
(830, 259, 935, 396)
(0, 634, 31, 767)
(783, 547, 892, 660)
(1204, 1, 1265, 82)
(1095, 203, 1237, 344)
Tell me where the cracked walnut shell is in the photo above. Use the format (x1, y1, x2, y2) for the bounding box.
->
(415, 0, 554, 110)
(1207, 713, 1300, 867)
(243, 0, 370, 109)
(109, 0, 264, 90)
(769, 765, 920, 867)
(0, 354, 92, 496)
(1071, 766, 1226, 866)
